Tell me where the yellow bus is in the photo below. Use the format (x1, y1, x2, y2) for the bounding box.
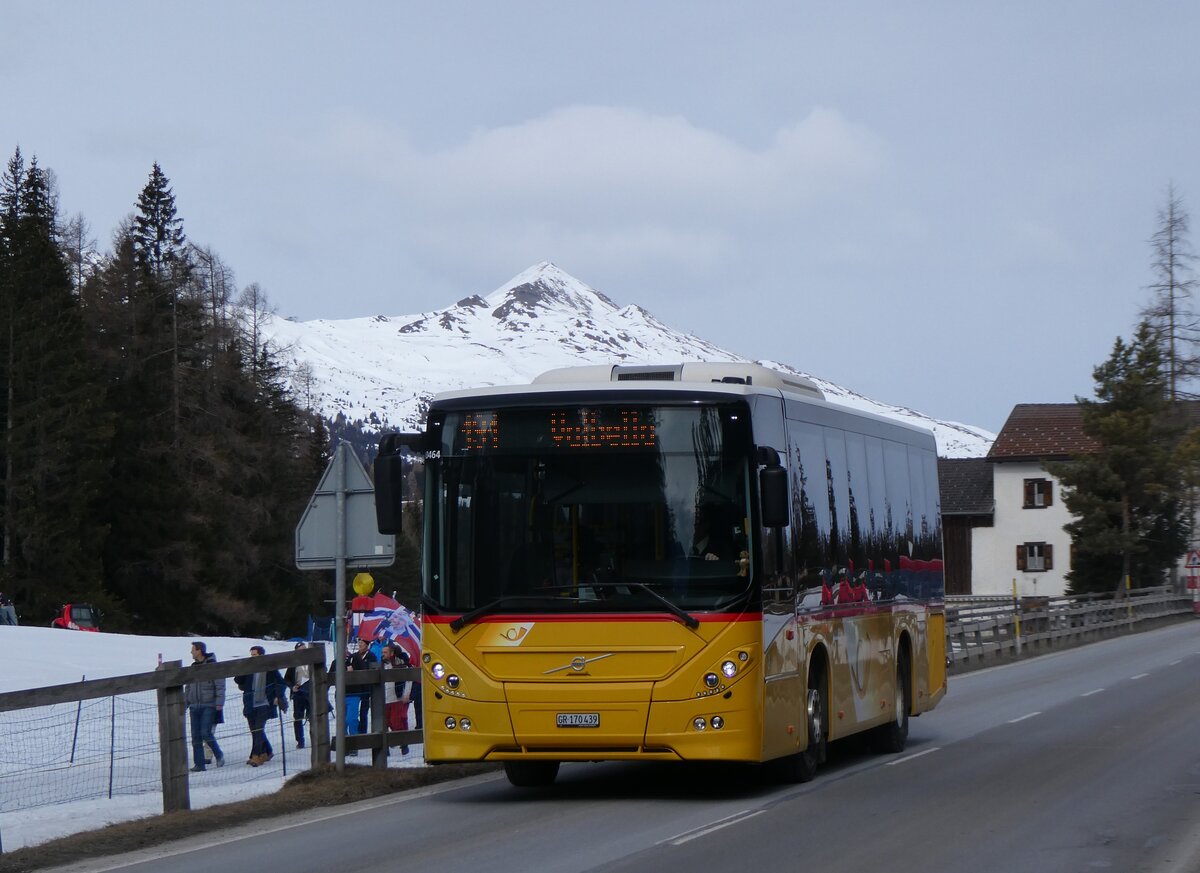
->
(374, 362, 946, 786)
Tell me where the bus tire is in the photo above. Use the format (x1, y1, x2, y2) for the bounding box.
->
(777, 666, 827, 783)
(874, 649, 910, 754)
(504, 760, 560, 788)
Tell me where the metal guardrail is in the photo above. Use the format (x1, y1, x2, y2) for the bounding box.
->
(945, 586, 1194, 668)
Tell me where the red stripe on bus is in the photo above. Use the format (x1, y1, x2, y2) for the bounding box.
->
(425, 612, 761, 624)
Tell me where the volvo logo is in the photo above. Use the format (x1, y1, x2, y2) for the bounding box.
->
(544, 652, 614, 675)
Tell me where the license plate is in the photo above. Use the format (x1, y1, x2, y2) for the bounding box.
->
(556, 712, 600, 728)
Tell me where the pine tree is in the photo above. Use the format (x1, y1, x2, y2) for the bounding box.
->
(0, 147, 23, 573)
(91, 169, 200, 628)
(0, 152, 113, 618)
(131, 163, 193, 445)
(1048, 322, 1191, 593)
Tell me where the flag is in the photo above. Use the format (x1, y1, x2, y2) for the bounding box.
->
(371, 603, 422, 664)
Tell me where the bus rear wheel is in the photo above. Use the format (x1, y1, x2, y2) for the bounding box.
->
(874, 650, 910, 754)
(504, 760, 560, 788)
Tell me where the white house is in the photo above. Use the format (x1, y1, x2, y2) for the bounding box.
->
(953, 404, 1097, 597)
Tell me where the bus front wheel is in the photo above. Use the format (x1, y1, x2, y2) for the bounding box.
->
(504, 760, 560, 788)
(776, 669, 827, 783)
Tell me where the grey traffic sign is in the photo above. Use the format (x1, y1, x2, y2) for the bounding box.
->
(295, 444, 395, 569)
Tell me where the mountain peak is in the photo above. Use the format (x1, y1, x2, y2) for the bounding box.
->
(265, 264, 995, 457)
(488, 262, 619, 325)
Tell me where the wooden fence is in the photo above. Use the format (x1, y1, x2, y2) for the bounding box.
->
(0, 644, 421, 815)
(944, 586, 1194, 669)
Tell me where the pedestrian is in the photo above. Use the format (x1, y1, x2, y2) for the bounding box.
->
(284, 642, 312, 749)
(0, 591, 17, 626)
(345, 637, 376, 745)
(381, 644, 413, 754)
(234, 645, 288, 766)
(183, 641, 225, 772)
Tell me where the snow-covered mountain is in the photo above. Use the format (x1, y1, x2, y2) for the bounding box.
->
(265, 262, 994, 458)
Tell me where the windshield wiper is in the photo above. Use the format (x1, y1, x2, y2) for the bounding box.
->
(448, 594, 577, 632)
(623, 583, 700, 630)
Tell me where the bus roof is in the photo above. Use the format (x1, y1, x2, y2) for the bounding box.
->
(429, 363, 936, 447)
(533, 362, 824, 399)
(433, 362, 822, 404)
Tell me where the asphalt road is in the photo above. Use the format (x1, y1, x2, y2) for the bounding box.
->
(59, 621, 1200, 873)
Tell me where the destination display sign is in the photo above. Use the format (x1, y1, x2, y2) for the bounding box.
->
(452, 408, 658, 453)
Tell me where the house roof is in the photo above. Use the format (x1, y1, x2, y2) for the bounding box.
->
(987, 403, 1097, 461)
(938, 457, 994, 515)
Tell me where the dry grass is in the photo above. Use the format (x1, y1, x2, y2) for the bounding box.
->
(0, 763, 500, 873)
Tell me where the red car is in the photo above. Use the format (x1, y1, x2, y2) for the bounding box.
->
(51, 603, 101, 632)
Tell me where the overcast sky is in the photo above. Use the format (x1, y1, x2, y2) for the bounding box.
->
(6, 2, 1199, 433)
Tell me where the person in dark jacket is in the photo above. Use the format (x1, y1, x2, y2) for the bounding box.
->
(0, 591, 17, 626)
(345, 637, 377, 743)
(284, 642, 313, 749)
(235, 645, 287, 766)
(183, 641, 226, 771)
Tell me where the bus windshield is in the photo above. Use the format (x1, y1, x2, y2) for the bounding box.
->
(426, 402, 754, 616)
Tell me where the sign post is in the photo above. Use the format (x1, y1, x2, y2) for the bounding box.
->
(296, 442, 395, 771)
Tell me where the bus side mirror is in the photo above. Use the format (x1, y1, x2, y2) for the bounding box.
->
(759, 461, 789, 529)
(374, 432, 421, 535)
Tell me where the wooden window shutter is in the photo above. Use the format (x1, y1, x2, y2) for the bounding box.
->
(1016, 544, 1027, 571)
(1044, 544, 1053, 570)
(1044, 481, 1053, 507)
(1024, 480, 1034, 508)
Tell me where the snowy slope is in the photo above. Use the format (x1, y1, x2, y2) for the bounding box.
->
(265, 262, 993, 457)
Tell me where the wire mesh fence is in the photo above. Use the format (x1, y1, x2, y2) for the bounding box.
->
(0, 689, 422, 823)
(0, 691, 313, 816)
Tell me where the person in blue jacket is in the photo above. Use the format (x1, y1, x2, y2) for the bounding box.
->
(235, 645, 288, 766)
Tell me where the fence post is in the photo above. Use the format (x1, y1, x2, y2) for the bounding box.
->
(1126, 575, 1134, 630)
(155, 660, 190, 813)
(311, 649, 331, 765)
(1012, 580, 1022, 656)
(70, 674, 86, 764)
(371, 665, 387, 770)
(108, 695, 116, 799)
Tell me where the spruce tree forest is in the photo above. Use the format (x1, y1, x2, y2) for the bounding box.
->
(0, 149, 417, 635)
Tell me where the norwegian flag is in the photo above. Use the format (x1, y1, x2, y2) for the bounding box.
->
(369, 603, 422, 664)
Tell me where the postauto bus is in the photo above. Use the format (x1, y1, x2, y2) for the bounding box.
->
(373, 362, 946, 787)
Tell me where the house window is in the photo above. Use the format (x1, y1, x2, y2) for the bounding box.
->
(1024, 478, 1053, 508)
(1016, 542, 1054, 572)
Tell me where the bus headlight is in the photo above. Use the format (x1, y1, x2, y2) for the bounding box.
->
(459, 718, 472, 732)
(704, 673, 720, 688)
(710, 716, 725, 730)
(447, 674, 461, 689)
(721, 660, 737, 678)
(431, 663, 446, 680)
(693, 717, 707, 731)
(444, 716, 457, 730)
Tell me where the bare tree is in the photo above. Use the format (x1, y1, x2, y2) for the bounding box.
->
(58, 212, 97, 304)
(292, 360, 317, 411)
(191, 244, 235, 328)
(1142, 183, 1199, 400)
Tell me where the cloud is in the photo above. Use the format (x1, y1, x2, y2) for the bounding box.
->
(318, 105, 885, 270)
